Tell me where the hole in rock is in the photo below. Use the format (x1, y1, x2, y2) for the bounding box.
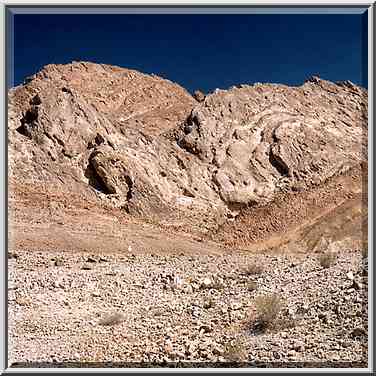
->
(84, 164, 112, 194)
(22, 107, 39, 124)
(29, 94, 42, 106)
(124, 175, 133, 201)
(269, 150, 290, 177)
(16, 107, 39, 138)
(16, 124, 31, 138)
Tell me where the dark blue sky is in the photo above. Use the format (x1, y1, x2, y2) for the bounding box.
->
(12, 13, 367, 93)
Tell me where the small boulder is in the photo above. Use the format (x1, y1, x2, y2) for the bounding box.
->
(193, 90, 205, 102)
(201, 277, 212, 289)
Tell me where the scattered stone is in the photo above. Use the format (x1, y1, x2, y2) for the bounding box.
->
(164, 341, 173, 354)
(15, 296, 31, 306)
(191, 307, 200, 318)
(183, 284, 193, 294)
(292, 341, 305, 352)
(199, 324, 212, 334)
(212, 344, 224, 356)
(201, 278, 212, 289)
(54, 258, 63, 267)
(53, 280, 64, 289)
(7, 245, 368, 365)
(353, 280, 363, 290)
(203, 299, 215, 309)
(351, 327, 366, 338)
(9, 283, 18, 290)
(230, 302, 242, 311)
(172, 275, 184, 290)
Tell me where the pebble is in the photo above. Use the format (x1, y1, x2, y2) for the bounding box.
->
(353, 280, 363, 290)
(293, 341, 305, 352)
(201, 277, 212, 289)
(351, 327, 366, 338)
(199, 324, 212, 334)
(230, 302, 242, 310)
(8, 250, 367, 366)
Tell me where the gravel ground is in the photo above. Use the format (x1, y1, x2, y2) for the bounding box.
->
(8, 248, 368, 368)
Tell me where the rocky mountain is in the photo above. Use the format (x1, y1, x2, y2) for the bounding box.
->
(8, 62, 367, 250)
(8, 62, 368, 368)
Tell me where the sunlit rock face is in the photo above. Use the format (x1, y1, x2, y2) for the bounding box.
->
(8, 63, 367, 225)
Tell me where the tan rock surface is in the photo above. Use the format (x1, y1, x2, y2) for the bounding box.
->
(8, 63, 367, 250)
(7, 62, 368, 368)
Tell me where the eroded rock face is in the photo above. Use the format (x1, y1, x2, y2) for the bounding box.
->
(178, 78, 366, 209)
(8, 62, 198, 217)
(8, 63, 367, 226)
(193, 90, 206, 102)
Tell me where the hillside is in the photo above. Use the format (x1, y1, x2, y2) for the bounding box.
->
(8, 62, 368, 367)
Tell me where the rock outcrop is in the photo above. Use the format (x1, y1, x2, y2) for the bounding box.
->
(178, 78, 366, 208)
(8, 63, 368, 368)
(8, 63, 367, 237)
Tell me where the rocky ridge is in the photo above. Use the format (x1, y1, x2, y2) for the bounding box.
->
(8, 62, 368, 368)
(9, 62, 367, 246)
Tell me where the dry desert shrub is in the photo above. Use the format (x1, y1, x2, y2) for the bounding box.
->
(15, 296, 32, 307)
(203, 297, 216, 309)
(223, 336, 248, 363)
(241, 263, 264, 276)
(34, 132, 45, 145)
(254, 293, 283, 330)
(319, 252, 337, 268)
(98, 312, 125, 326)
(362, 241, 368, 259)
(312, 236, 330, 253)
(246, 280, 258, 292)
